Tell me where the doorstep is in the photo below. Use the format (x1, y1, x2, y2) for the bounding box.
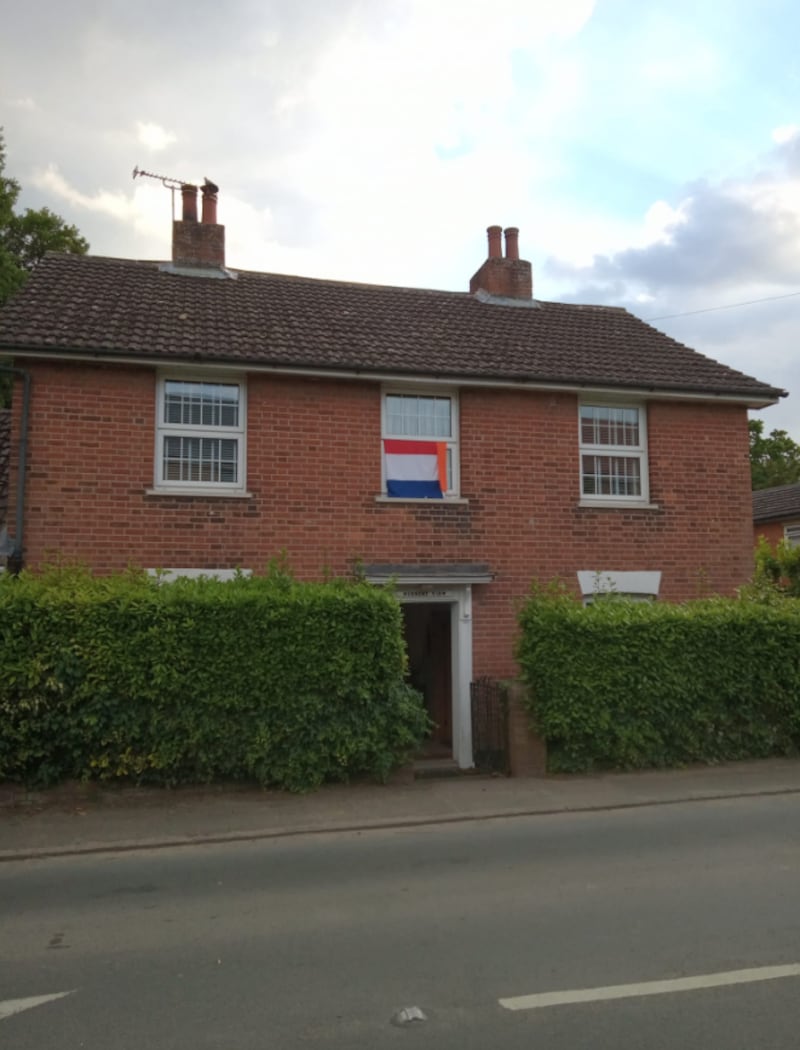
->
(412, 758, 479, 780)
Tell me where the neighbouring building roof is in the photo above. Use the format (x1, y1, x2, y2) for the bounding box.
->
(752, 483, 800, 524)
(0, 251, 784, 404)
(0, 407, 9, 525)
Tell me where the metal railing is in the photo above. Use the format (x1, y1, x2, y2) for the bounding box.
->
(470, 676, 509, 774)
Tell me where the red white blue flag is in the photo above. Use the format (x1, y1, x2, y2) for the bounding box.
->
(383, 439, 447, 498)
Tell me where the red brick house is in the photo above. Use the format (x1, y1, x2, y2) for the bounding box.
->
(0, 184, 785, 767)
(753, 483, 800, 549)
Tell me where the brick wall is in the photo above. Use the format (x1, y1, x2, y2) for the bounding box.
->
(8, 360, 756, 678)
(754, 521, 786, 548)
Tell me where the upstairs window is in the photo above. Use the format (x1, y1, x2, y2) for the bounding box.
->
(156, 378, 246, 493)
(382, 391, 459, 498)
(579, 403, 648, 503)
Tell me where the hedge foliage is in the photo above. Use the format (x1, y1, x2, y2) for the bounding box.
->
(750, 536, 800, 598)
(516, 584, 800, 772)
(0, 564, 430, 791)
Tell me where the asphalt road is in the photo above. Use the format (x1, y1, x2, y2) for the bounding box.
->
(2, 793, 800, 1048)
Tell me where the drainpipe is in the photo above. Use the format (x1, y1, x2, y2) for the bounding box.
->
(0, 364, 31, 573)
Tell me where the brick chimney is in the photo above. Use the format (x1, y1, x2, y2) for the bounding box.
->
(172, 179, 225, 269)
(469, 225, 532, 300)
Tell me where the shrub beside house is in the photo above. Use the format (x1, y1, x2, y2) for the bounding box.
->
(0, 567, 429, 790)
(516, 584, 800, 773)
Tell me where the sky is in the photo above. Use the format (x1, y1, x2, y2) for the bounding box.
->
(2, 0, 800, 436)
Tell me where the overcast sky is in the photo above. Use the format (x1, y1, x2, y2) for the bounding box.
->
(2, 0, 799, 435)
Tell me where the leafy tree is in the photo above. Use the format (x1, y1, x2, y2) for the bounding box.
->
(0, 130, 89, 405)
(749, 419, 800, 490)
(0, 139, 24, 306)
(0, 129, 88, 306)
(5, 205, 89, 276)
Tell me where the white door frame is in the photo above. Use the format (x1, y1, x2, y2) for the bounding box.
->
(397, 584, 474, 769)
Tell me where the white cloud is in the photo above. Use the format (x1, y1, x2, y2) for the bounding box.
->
(772, 124, 799, 145)
(31, 164, 178, 252)
(303, 0, 594, 156)
(237, 0, 596, 285)
(34, 164, 136, 220)
(6, 96, 37, 111)
(136, 121, 177, 152)
(642, 199, 689, 242)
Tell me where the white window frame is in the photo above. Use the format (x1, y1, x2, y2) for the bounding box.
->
(784, 524, 800, 548)
(577, 570, 661, 605)
(381, 387, 460, 498)
(578, 401, 649, 505)
(154, 374, 247, 495)
(147, 568, 252, 583)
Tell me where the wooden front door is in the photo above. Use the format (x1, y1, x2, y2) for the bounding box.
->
(402, 603, 453, 755)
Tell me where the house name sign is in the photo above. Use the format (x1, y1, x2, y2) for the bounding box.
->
(398, 587, 460, 602)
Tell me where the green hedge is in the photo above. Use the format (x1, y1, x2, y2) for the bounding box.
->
(516, 585, 800, 772)
(0, 566, 429, 791)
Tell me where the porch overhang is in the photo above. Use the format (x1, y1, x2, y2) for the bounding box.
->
(363, 562, 493, 586)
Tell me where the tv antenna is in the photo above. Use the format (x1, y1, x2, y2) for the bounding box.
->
(132, 165, 190, 218)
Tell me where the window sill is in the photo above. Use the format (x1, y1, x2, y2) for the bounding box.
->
(145, 488, 253, 499)
(374, 495, 469, 506)
(578, 499, 660, 511)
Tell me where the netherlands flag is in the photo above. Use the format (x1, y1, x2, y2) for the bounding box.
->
(383, 439, 447, 498)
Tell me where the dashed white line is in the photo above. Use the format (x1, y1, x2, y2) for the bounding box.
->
(499, 963, 800, 1011)
(0, 991, 75, 1021)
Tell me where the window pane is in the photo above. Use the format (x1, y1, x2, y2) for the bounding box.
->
(386, 394, 452, 438)
(580, 405, 639, 447)
(164, 381, 240, 428)
(582, 454, 641, 497)
(163, 436, 239, 484)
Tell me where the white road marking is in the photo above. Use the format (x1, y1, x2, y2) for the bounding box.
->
(499, 963, 800, 1012)
(0, 991, 75, 1021)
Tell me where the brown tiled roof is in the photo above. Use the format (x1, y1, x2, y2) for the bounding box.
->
(0, 252, 784, 401)
(752, 483, 800, 524)
(0, 407, 9, 523)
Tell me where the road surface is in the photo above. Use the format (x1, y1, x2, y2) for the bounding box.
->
(2, 793, 799, 1048)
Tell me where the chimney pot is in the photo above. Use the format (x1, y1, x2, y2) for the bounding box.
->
(181, 183, 198, 223)
(487, 225, 503, 260)
(504, 227, 519, 261)
(201, 179, 219, 224)
(469, 223, 532, 300)
(172, 180, 225, 269)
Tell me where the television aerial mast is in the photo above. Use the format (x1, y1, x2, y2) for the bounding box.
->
(132, 165, 188, 219)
